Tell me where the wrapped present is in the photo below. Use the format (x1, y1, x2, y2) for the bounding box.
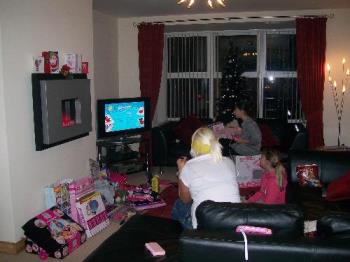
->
(22, 207, 86, 259)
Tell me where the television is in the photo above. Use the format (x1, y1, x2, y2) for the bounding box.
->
(97, 97, 150, 139)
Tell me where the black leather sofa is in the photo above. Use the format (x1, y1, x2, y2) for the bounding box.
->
(287, 150, 350, 220)
(179, 200, 350, 262)
(152, 119, 307, 167)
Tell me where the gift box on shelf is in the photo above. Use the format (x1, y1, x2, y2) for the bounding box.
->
(42, 51, 59, 73)
(64, 53, 82, 73)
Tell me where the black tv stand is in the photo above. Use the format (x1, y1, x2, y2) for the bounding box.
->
(97, 135, 141, 146)
(96, 135, 149, 174)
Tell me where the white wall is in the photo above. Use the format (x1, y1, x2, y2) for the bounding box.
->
(0, 0, 95, 242)
(117, 9, 350, 145)
(93, 10, 119, 99)
(324, 9, 350, 146)
(0, 21, 16, 243)
(117, 19, 141, 98)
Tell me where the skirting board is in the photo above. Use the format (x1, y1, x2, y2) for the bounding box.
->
(0, 239, 25, 254)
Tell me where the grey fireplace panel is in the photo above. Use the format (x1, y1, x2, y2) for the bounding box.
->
(39, 79, 92, 145)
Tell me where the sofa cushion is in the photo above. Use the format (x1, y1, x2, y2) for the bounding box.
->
(317, 213, 350, 239)
(195, 200, 304, 238)
(326, 170, 350, 201)
(173, 116, 204, 146)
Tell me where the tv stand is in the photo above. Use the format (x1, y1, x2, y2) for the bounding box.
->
(96, 135, 149, 175)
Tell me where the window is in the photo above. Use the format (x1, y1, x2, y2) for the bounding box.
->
(166, 29, 301, 121)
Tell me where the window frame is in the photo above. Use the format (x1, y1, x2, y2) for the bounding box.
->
(165, 28, 300, 121)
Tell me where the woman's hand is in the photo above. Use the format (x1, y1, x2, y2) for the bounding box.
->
(176, 156, 187, 173)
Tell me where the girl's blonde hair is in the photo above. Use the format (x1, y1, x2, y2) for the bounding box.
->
(262, 148, 285, 189)
(191, 127, 222, 162)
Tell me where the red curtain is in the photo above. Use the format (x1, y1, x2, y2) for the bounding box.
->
(138, 23, 165, 165)
(296, 18, 327, 149)
(138, 23, 165, 120)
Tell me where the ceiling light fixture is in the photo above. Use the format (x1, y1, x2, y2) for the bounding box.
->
(177, 0, 226, 9)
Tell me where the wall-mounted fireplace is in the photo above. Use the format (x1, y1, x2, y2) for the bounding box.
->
(32, 73, 92, 151)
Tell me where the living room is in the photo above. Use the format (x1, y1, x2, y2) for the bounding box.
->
(1, 0, 350, 260)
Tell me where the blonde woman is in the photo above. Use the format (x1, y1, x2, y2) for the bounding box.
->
(247, 148, 288, 204)
(171, 127, 240, 229)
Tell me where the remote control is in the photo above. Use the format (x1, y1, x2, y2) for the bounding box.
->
(145, 242, 166, 257)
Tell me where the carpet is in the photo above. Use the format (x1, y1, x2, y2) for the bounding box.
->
(143, 183, 178, 219)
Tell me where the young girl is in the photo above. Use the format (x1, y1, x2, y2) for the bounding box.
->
(247, 149, 287, 204)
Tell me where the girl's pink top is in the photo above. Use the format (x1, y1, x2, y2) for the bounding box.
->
(247, 170, 287, 204)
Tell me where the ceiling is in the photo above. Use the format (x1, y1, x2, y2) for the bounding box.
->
(93, 0, 350, 17)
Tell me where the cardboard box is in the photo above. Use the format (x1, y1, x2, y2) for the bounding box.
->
(234, 155, 263, 183)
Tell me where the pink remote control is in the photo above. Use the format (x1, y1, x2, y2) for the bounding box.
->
(145, 242, 166, 256)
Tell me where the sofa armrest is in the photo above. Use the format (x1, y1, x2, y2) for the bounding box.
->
(317, 213, 350, 239)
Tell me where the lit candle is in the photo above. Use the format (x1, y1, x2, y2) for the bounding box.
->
(334, 80, 337, 87)
(328, 76, 332, 82)
(327, 64, 331, 74)
(343, 85, 346, 93)
(347, 69, 350, 76)
(342, 58, 346, 71)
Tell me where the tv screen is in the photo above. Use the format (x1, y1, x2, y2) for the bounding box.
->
(97, 97, 150, 139)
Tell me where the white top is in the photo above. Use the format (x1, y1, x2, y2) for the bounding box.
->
(179, 154, 240, 228)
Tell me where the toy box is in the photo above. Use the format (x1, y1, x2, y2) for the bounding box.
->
(68, 176, 95, 223)
(44, 179, 73, 216)
(76, 191, 110, 237)
(22, 206, 86, 259)
(234, 155, 263, 183)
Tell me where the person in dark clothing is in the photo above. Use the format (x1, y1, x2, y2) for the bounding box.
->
(220, 100, 261, 156)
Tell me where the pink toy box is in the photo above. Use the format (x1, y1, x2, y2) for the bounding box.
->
(22, 206, 86, 259)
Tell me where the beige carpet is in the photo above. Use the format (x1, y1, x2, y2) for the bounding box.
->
(0, 167, 177, 262)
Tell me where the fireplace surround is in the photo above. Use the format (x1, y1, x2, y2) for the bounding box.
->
(32, 73, 92, 151)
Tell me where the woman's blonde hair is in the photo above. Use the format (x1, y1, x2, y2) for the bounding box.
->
(191, 127, 222, 162)
(262, 148, 285, 189)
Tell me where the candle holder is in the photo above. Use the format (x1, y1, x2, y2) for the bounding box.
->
(326, 58, 349, 146)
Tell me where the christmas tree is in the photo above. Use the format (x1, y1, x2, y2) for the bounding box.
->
(216, 45, 246, 124)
